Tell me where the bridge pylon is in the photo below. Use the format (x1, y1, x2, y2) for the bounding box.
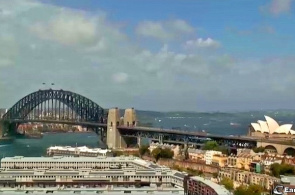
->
(106, 108, 138, 149)
(123, 108, 137, 127)
(107, 108, 125, 149)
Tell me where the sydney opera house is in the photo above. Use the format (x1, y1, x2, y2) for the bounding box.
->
(248, 115, 295, 138)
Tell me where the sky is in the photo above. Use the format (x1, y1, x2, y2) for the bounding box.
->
(0, 0, 294, 112)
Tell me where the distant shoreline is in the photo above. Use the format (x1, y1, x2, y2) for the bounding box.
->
(42, 131, 93, 134)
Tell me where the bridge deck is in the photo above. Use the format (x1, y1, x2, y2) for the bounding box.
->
(3, 119, 294, 146)
(117, 126, 258, 142)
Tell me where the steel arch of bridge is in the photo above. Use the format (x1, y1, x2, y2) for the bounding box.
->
(2, 89, 106, 123)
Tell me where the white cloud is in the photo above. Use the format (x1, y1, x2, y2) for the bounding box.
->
(135, 19, 194, 41)
(167, 19, 194, 34)
(135, 21, 171, 40)
(184, 38, 221, 49)
(262, 0, 292, 15)
(0, 34, 18, 66)
(112, 72, 129, 84)
(0, 0, 294, 111)
(30, 15, 97, 46)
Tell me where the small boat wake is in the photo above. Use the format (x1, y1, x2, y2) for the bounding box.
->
(0, 145, 8, 148)
(230, 122, 241, 127)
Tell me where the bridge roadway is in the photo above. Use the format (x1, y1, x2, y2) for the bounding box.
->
(119, 126, 295, 147)
(6, 119, 256, 142)
(5, 119, 293, 146)
(118, 126, 259, 142)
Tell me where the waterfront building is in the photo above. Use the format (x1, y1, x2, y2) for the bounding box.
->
(248, 115, 295, 139)
(149, 142, 180, 158)
(218, 168, 279, 190)
(188, 148, 205, 162)
(261, 156, 282, 174)
(0, 156, 186, 193)
(212, 154, 227, 168)
(227, 151, 261, 171)
(205, 150, 222, 165)
(185, 175, 231, 195)
(47, 146, 111, 157)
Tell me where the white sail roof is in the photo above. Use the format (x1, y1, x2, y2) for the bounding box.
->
(251, 116, 294, 135)
(274, 124, 292, 134)
(258, 120, 269, 133)
(251, 123, 261, 131)
(265, 115, 280, 134)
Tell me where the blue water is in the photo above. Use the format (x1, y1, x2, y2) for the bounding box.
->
(0, 132, 102, 158)
(0, 110, 294, 157)
(138, 110, 295, 136)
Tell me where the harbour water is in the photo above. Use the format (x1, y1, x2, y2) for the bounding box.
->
(0, 132, 102, 159)
(0, 110, 294, 158)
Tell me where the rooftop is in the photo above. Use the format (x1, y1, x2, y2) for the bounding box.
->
(281, 175, 295, 185)
(1, 156, 137, 163)
(191, 176, 231, 195)
(0, 187, 183, 194)
(48, 146, 111, 154)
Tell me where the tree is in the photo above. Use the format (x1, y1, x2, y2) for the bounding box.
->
(203, 141, 219, 150)
(270, 163, 280, 177)
(270, 163, 295, 177)
(220, 177, 234, 191)
(218, 146, 230, 155)
(247, 184, 263, 195)
(234, 184, 263, 195)
(151, 147, 174, 161)
(161, 148, 174, 159)
(280, 163, 295, 175)
(253, 147, 265, 153)
(234, 185, 248, 195)
(151, 147, 162, 161)
(184, 146, 189, 160)
(212, 172, 218, 178)
(139, 145, 150, 156)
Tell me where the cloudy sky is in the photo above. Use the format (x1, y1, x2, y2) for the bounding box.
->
(0, 0, 294, 112)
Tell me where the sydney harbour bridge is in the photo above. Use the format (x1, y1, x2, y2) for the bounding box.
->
(0, 89, 294, 154)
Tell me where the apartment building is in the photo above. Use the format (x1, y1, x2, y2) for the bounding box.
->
(205, 151, 222, 165)
(219, 168, 279, 190)
(185, 176, 231, 195)
(212, 154, 227, 168)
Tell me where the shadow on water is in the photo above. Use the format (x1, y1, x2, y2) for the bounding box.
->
(0, 132, 104, 159)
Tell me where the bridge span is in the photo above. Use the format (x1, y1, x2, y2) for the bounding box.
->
(1, 89, 295, 155)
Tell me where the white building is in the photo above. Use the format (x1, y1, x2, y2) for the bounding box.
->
(0, 156, 186, 189)
(205, 150, 222, 165)
(47, 146, 111, 157)
(250, 115, 295, 135)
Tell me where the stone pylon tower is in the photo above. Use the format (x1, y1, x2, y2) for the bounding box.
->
(124, 108, 139, 147)
(106, 108, 121, 149)
(106, 108, 138, 149)
(123, 108, 137, 127)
